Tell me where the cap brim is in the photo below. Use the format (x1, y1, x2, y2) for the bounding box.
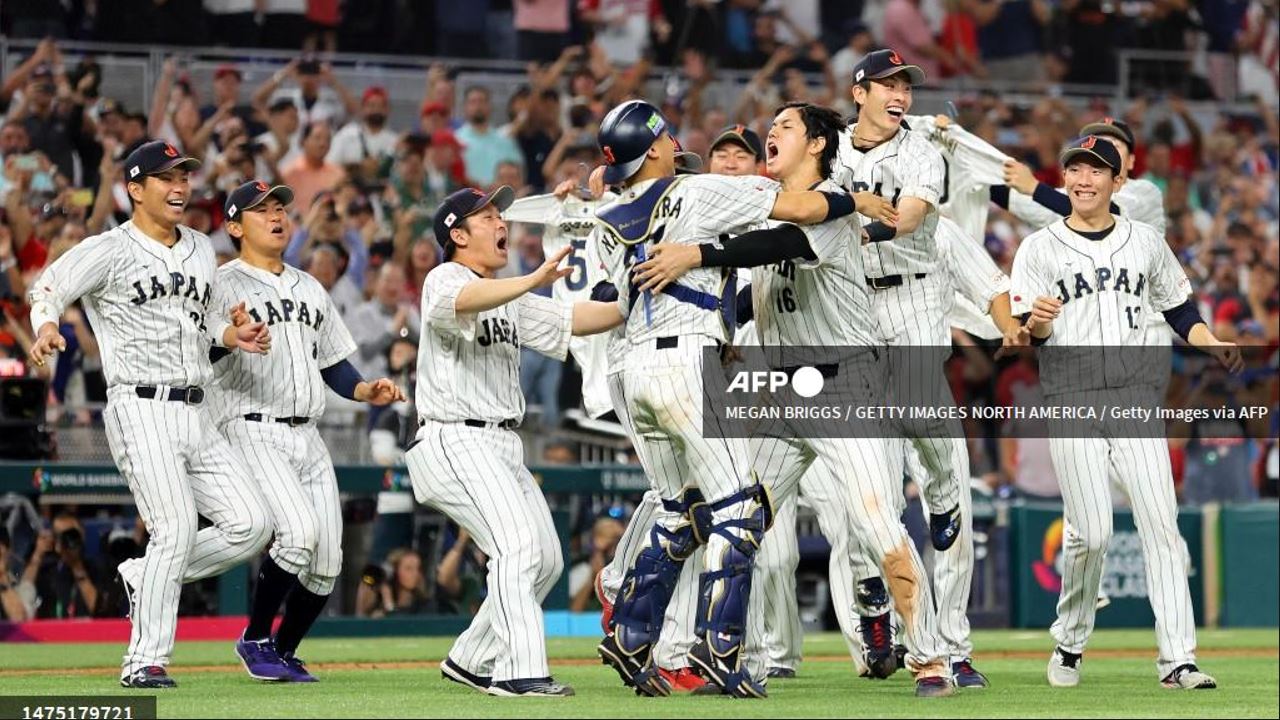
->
(602, 155, 647, 185)
(468, 185, 515, 218)
(710, 132, 758, 158)
(239, 185, 295, 216)
(151, 156, 203, 174)
(868, 65, 926, 85)
(674, 151, 703, 173)
(1079, 123, 1133, 148)
(1060, 147, 1119, 171)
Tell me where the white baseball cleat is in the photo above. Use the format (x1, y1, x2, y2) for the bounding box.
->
(1161, 664, 1217, 689)
(1047, 647, 1082, 688)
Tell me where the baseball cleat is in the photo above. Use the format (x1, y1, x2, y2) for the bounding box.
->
(594, 571, 614, 633)
(858, 612, 898, 679)
(120, 666, 176, 689)
(441, 657, 491, 693)
(687, 640, 767, 699)
(281, 653, 318, 682)
(767, 666, 797, 679)
(951, 658, 990, 688)
(929, 504, 962, 551)
(895, 643, 909, 670)
(597, 634, 670, 696)
(1047, 647, 1082, 688)
(658, 666, 706, 692)
(235, 634, 291, 681)
(1161, 664, 1217, 689)
(487, 677, 575, 697)
(915, 675, 957, 698)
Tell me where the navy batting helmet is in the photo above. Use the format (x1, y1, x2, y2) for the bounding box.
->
(598, 100, 670, 185)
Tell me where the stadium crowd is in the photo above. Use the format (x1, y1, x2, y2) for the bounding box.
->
(0, 0, 1276, 621)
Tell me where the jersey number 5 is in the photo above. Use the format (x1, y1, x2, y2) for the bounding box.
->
(565, 239, 588, 291)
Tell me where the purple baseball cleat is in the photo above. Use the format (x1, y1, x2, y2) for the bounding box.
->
(281, 653, 319, 683)
(235, 634, 291, 681)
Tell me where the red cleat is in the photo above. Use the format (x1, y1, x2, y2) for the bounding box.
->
(658, 666, 707, 692)
(595, 571, 614, 634)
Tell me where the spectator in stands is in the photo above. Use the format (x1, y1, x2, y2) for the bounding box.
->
(515, 0, 571, 63)
(253, 58, 357, 127)
(349, 262, 420, 381)
(287, 189, 366, 287)
(305, 0, 341, 53)
(19, 515, 100, 619)
(0, 222, 27, 303)
(356, 547, 439, 617)
(579, 0, 671, 66)
(0, 526, 26, 621)
(12, 61, 85, 182)
(455, 87, 524, 187)
(512, 88, 562, 192)
(305, 243, 362, 322)
(200, 64, 259, 134)
(205, 0, 264, 48)
(402, 237, 438, 308)
(434, 2, 488, 59)
(831, 21, 875, 87)
(973, 0, 1051, 84)
(881, 0, 960, 82)
(426, 129, 467, 195)
(328, 86, 398, 190)
(385, 138, 436, 243)
(256, 97, 303, 172)
(282, 121, 346, 212)
(568, 513, 625, 612)
(436, 530, 487, 614)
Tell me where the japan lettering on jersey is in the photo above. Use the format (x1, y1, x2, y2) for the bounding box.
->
(28, 221, 223, 388)
(208, 260, 357, 422)
(595, 174, 779, 345)
(505, 191, 616, 418)
(832, 125, 945, 277)
(752, 178, 877, 365)
(1010, 217, 1190, 393)
(416, 262, 573, 423)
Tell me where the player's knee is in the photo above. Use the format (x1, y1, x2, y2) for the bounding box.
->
(234, 503, 274, 551)
(299, 572, 337, 596)
(1066, 521, 1112, 556)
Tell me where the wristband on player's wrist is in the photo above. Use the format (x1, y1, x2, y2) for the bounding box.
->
(863, 221, 896, 243)
(819, 191, 855, 222)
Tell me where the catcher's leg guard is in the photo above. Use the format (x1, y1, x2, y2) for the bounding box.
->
(599, 489, 703, 696)
(687, 484, 773, 699)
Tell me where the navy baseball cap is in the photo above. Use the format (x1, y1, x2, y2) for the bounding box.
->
(123, 140, 201, 182)
(1078, 117, 1136, 152)
(674, 151, 703, 175)
(851, 49, 926, 86)
(710, 124, 764, 159)
(433, 186, 515, 247)
(225, 180, 294, 221)
(1060, 135, 1123, 173)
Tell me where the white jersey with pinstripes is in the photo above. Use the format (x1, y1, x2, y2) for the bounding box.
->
(832, 125, 946, 277)
(1010, 216, 1190, 394)
(27, 221, 227, 388)
(416, 261, 573, 424)
(208, 260, 356, 422)
(752, 179, 877, 349)
(596, 174, 780, 345)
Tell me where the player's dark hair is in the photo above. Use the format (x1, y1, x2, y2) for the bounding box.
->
(775, 102, 844, 179)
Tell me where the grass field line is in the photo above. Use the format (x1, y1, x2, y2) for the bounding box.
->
(2, 647, 1273, 678)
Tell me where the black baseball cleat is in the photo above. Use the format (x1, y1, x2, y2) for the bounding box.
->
(441, 657, 491, 693)
(687, 640, 767, 699)
(597, 634, 670, 696)
(895, 643, 909, 670)
(915, 675, 957, 698)
(952, 658, 990, 688)
(930, 504, 962, 551)
(487, 677, 575, 697)
(120, 666, 176, 689)
(767, 666, 797, 679)
(859, 612, 898, 679)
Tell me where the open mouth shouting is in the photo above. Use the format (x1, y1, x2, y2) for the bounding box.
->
(766, 140, 780, 161)
(886, 104, 905, 121)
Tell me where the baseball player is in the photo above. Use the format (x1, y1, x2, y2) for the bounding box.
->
(408, 185, 624, 698)
(1011, 136, 1239, 690)
(26, 141, 274, 689)
(831, 49, 991, 677)
(207, 180, 405, 682)
(632, 102, 957, 698)
(590, 99, 894, 698)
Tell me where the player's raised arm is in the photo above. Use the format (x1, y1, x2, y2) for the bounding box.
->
(26, 232, 116, 367)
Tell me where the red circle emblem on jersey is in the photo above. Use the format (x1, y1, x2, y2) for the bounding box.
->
(163, 144, 179, 158)
(889, 51, 902, 65)
(1081, 135, 1097, 149)
(255, 181, 269, 192)
(602, 146, 616, 165)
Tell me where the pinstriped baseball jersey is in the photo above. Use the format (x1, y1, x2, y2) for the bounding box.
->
(906, 114, 1011, 242)
(832, 125, 945, 277)
(208, 260, 356, 422)
(752, 179, 877, 351)
(505, 192, 618, 418)
(1010, 216, 1190, 393)
(28, 221, 225, 388)
(937, 216, 1009, 317)
(416, 261, 573, 423)
(595, 174, 780, 345)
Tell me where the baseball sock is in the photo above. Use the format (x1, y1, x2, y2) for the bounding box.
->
(275, 586, 330, 657)
(245, 557, 296, 641)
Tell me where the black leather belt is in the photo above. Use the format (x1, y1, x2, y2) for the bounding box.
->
(655, 336, 725, 351)
(778, 363, 840, 379)
(244, 413, 311, 426)
(135, 385, 204, 405)
(865, 273, 927, 290)
(464, 418, 518, 430)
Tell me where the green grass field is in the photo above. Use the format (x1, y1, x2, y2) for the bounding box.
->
(0, 629, 1276, 718)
